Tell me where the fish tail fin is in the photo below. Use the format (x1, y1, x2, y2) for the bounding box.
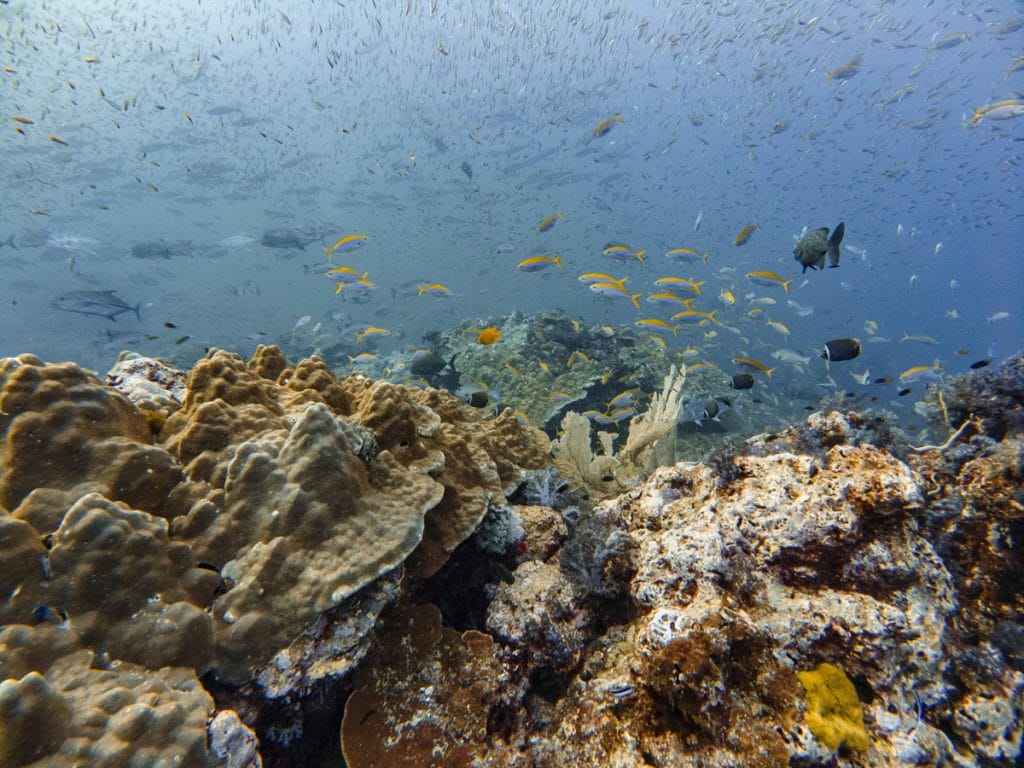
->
(827, 222, 844, 267)
(335, 283, 344, 295)
(630, 292, 643, 309)
(557, 210, 564, 220)
(553, 252, 564, 269)
(2, 234, 15, 249)
(132, 302, 141, 321)
(782, 279, 793, 294)
(618, 275, 628, 285)
(701, 251, 708, 266)
(323, 245, 334, 259)
(635, 250, 646, 263)
(672, 325, 679, 337)
(708, 310, 718, 323)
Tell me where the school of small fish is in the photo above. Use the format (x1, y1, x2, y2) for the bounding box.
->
(0, 0, 1019, 420)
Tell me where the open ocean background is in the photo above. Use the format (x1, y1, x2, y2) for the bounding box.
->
(2, 0, 1021, 428)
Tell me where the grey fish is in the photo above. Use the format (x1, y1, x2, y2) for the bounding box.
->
(0, 234, 15, 249)
(460, 161, 473, 179)
(793, 222, 845, 272)
(259, 228, 319, 250)
(130, 240, 172, 259)
(52, 290, 141, 321)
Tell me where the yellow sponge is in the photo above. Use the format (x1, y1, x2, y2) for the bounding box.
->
(797, 662, 871, 752)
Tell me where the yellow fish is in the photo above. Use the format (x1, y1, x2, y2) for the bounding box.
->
(324, 233, 368, 258)
(734, 223, 759, 245)
(826, 54, 862, 83)
(746, 270, 793, 293)
(719, 289, 736, 305)
(592, 114, 622, 137)
(355, 326, 390, 343)
(733, 357, 775, 377)
(517, 253, 563, 271)
(589, 282, 643, 308)
(348, 353, 378, 364)
(538, 210, 564, 232)
(765, 319, 790, 336)
(579, 272, 627, 287)
(417, 282, 453, 297)
(567, 350, 591, 366)
(635, 318, 678, 335)
(334, 277, 374, 295)
(899, 363, 943, 382)
(603, 244, 646, 263)
(665, 247, 709, 266)
(672, 309, 717, 325)
(654, 276, 704, 295)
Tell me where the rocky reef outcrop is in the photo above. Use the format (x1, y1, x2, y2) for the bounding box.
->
(1, 349, 1021, 766)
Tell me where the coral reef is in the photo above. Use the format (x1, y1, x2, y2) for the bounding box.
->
(0, 346, 549, 764)
(342, 403, 1023, 766)
(2, 342, 1021, 767)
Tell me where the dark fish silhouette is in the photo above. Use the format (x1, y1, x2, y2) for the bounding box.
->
(460, 161, 473, 179)
(794, 222, 845, 272)
(52, 290, 141, 321)
(821, 338, 860, 362)
(260, 228, 319, 249)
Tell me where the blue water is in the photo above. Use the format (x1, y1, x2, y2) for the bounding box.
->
(2, 0, 1021, 415)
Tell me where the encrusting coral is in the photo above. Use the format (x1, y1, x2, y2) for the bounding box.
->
(797, 662, 871, 752)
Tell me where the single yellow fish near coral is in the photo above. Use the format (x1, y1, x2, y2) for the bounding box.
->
(646, 292, 693, 308)
(349, 353, 378, 364)
(635, 318, 678, 335)
(355, 326, 390, 343)
(899, 364, 943, 383)
(734, 223, 759, 245)
(567, 350, 591, 366)
(537, 210, 564, 232)
(517, 253, 563, 271)
(746, 271, 793, 293)
(672, 309, 718, 325)
(592, 114, 622, 137)
(477, 326, 501, 345)
(589, 282, 643, 308)
(733, 357, 775, 377)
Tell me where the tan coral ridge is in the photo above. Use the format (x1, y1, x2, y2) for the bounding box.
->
(1, 347, 550, 762)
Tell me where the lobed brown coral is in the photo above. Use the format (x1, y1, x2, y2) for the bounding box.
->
(1, 346, 551, 762)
